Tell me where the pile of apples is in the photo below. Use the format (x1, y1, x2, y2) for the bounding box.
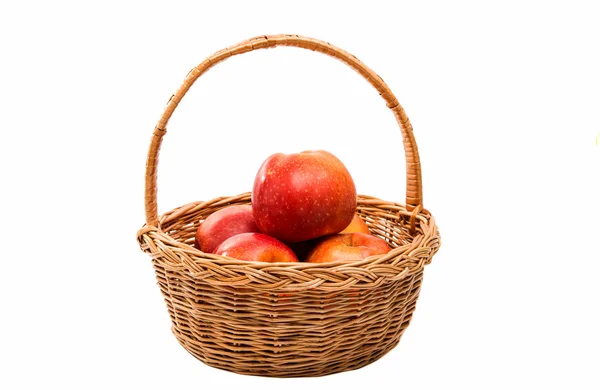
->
(195, 151, 391, 263)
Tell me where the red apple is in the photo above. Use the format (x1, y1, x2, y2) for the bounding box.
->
(252, 150, 357, 243)
(195, 205, 260, 253)
(214, 233, 299, 263)
(340, 214, 370, 234)
(306, 232, 391, 263)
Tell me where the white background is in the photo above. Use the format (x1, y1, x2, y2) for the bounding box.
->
(1, 1, 599, 389)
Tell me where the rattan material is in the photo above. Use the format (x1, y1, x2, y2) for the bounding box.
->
(137, 35, 441, 378)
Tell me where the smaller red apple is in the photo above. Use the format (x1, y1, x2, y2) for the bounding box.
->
(306, 233, 391, 263)
(214, 233, 299, 263)
(340, 214, 370, 235)
(195, 205, 260, 253)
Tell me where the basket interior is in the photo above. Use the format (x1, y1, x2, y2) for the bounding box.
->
(158, 195, 418, 253)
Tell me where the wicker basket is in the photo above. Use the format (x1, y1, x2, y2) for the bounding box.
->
(137, 34, 441, 378)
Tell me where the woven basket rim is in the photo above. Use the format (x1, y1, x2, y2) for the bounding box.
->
(137, 193, 438, 291)
(140, 229, 425, 269)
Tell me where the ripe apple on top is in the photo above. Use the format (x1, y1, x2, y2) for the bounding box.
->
(252, 150, 357, 243)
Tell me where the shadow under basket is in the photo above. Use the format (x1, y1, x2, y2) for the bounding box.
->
(136, 35, 441, 378)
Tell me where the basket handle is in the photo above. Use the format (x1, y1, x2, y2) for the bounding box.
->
(145, 34, 423, 227)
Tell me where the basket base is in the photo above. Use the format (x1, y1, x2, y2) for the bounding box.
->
(173, 325, 409, 378)
(169, 281, 421, 380)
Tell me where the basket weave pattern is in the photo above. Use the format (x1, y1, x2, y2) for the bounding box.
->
(137, 35, 440, 377)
